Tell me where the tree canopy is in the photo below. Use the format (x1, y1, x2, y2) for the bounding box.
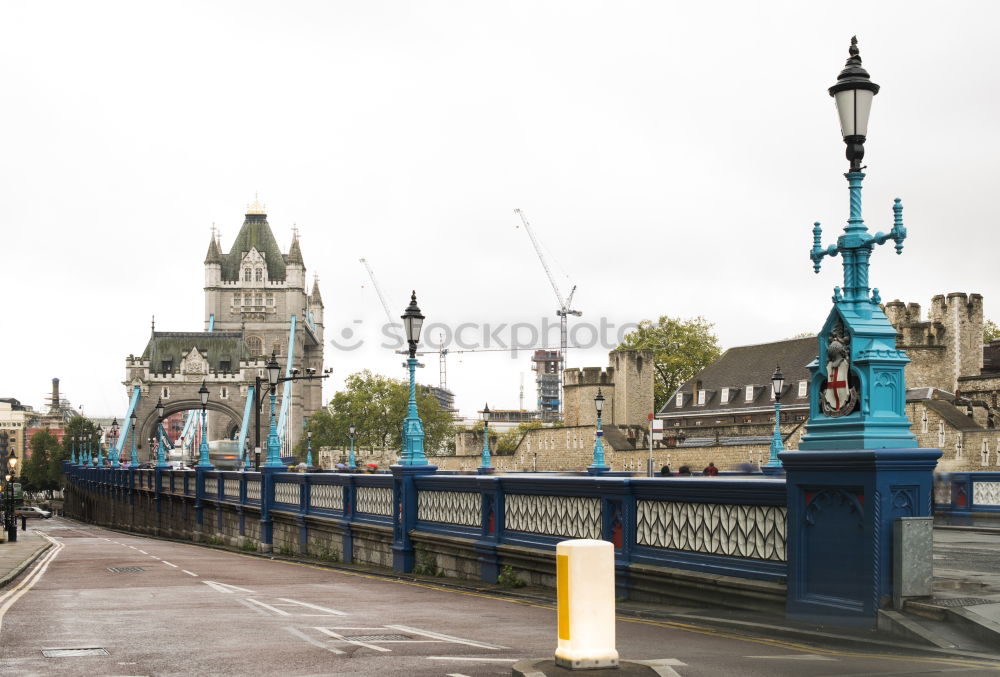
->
(616, 315, 722, 412)
(22, 416, 98, 494)
(985, 319, 1000, 343)
(296, 370, 455, 462)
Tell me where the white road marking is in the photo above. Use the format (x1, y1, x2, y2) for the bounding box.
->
(283, 626, 345, 654)
(314, 627, 392, 652)
(149, 556, 160, 560)
(138, 550, 147, 554)
(387, 625, 506, 649)
(128, 546, 137, 549)
(275, 598, 346, 616)
(636, 659, 686, 667)
(202, 581, 257, 595)
(0, 535, 63, 632)
(161, 561, 178, 568)
(235, 598, 272, 617)
(245, 598, 291, 615)
(446, 673, 473, 676)
(428, 657, 519, 662)
(745, 654, 836, 661)
(182, 570, 198, 577)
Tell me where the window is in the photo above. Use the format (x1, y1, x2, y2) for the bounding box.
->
(160, 360, 173, 373)
(255, 294, 263, 307)
(675, 393, 683, 407)
(244, 268, 251, 282)
(720, 387, 729, 404)
(233, 294, 241, 306)
(161, 387, 169, 399)
(255, 268, 263, 282)
(220, 386, 229, 399)
(956, 432, 964, 460)
(938, 422, 946, 447)
(921, 410, 928, 433)
(219, 360, 231, 372)
(266, 293, 274, 306)
(697, 390, 706, 405)
(981, 439, 990, 466)
(246, 335, 263, 357)
(745, 385, 754, 402)
(798, 380, 807, 398)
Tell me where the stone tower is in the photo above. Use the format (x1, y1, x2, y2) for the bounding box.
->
(202, 199, 325, 451)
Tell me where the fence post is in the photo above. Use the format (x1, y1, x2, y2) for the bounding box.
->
(259, 467, 278, 553)
(475, 476, 502, 583)
(391, 464, 437, 572)
(342, 475, 355, 563)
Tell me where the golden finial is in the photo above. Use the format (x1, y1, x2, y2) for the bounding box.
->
(247, 192, 266, 215)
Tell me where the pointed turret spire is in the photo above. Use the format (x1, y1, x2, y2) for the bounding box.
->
(204, 228, 223, 264)
(310, 274, 323, 306)
(287, 226, 304, 266)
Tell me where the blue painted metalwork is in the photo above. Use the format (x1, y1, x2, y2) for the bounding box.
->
(763, 400, 784, 474)
(96, 439, 103, 467)
(116, 386, 142, 458)
(400, 357, 428, 466)
(800, 170, 916, 451)
(70, 440, 76, 465)
(155, 436, 168, 468)
(589, 414, 609, 473)
(197, 408, 213, 469)
(306, 434, 313, 468)
(208, 313, 215, 332)
(934, 472, 1000, 516)
(349, 433, 356, 469)
(237, 385, 253, 470)
(263, 385, 283, 468)
(276, 315, 297, 448)
(478, 421, 492, 473)
(129, 421, 139, 468)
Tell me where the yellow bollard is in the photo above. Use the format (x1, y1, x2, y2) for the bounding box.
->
(554, 539, 619, 670)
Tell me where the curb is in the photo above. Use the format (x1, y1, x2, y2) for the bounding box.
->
(0, 540, 52, 590)
(63, 520, 1000, 663)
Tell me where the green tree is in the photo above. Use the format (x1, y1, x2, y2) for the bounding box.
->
(616, 315, 722, 412)
(54, 416, 99, 487)
(24, 429, 61, 494)
(495, 421, 543, 454)
(985, 319, 1000, 343)
(296, 370, 455, 462)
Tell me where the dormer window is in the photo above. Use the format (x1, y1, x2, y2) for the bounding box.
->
(675, 392, 683, 407)
(798, 380, 807, 398)
(697, 390, 706, 405)
(255, 268, 263, 282)
(720, 387, 729, 404)
(244, 268, 252, 282)
(745, 385, 754, 402)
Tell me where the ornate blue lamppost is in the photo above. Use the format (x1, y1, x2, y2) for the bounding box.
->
(263, 352, 283, 467)
(85, 430, 92, 466)
(96, 424, 104, 467)
(154, 397, 168, 468)
(129, 411, 139, 467)
(399, 292, 428, 466)
(70, 434, 77, 465)
(763, 365, 785, 474)
(348, 422, 357, 469)
(588, 388, 610, 473)
(478, 404, 493, 474)
(197, 380, 213, 468)
(110, 418, 119, 466)
(306, 428, 313, 468)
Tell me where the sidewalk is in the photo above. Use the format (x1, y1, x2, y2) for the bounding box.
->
(0, 526, 51, 589)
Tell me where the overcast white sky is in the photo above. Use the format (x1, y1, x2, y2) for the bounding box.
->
(3, 1, 998, 420)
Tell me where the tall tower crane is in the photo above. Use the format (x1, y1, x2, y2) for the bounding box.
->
(514, 208, 582, 415)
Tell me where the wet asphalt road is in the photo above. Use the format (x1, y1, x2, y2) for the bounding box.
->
(1, 518, 999, 676)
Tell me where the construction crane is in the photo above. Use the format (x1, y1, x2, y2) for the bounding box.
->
(514, 208, 582, 414)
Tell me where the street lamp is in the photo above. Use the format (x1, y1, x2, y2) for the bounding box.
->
(764, 365, 785, 474)
(478, 404, 493, 474)
(96, 424, 104, 466)
(348, 422, 357, 469)
(588, 388, 610, 474)
(197, 380, 212, 468)
(399, 292, 428, 465)
(5, 449, 18, 542)
(70, 434, 77, 465)
(154, 396, 168, 469)
(110, 418, 120, 466)
(306, 428, 313, 468)
(130, 410, 139, 468)
(829, 36, 879, 173)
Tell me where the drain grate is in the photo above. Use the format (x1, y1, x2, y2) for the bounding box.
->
(107, 567, 145, 573)
(42, 648, 110, 658)
(344, 634, 411, 642)
(928, 597, 998, 608)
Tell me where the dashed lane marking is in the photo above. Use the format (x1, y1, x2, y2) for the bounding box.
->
(314, 627, 392, 653)
(201, 581, 256, 594)
(138, 550, 147, 554)
(446, 673, 473, 677)
(387, 625, 506, 650)
(428, 657, 519, 662)
(283, 626, 345, 654)
(161, 561, 178, 568)
(745, 654, 836, 661)
(275, 598, 346, 616)
(182, 570, 198, 577)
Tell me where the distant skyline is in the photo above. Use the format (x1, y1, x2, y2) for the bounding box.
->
(3, 2, 998, 419)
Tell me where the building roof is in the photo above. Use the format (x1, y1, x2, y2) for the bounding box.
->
(310, 277, 323, 306)
(221, 212, 287, 281)
(287, 234, 304, 266)
(204, 236, 222, 265)
(659, 337, 818, 417)
(141, 331, 246, 373)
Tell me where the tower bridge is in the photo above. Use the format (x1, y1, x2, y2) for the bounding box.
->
(117, 199, 325, 464)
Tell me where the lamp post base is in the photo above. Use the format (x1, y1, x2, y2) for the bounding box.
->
(587, 465, 611, 475)
(761, 462, 785, 476)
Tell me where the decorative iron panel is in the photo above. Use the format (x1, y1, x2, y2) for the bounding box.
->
(505, 494, 601, 539)
(933, 480, 952, 505)
(356, 486, 393, 516)
(636, 500, 786, 562)
(310, 484, 343, 511)
(247, 480, 261, 501)
(204, 478, 218, 497)
(973, 481, 1000, 506)
(417, 490, 480, 526)
(274, 482, 299, 506)
(224, 479, 240, 499)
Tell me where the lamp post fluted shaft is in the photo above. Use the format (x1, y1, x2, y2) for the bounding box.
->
(264, 387, 283, 467)
(306, 433, 313, 468)
(348, 432, 356, 469)
(130, 424, 139, 468)
(401, 357, 428, 465)
(592, 413, 606, 467)
(197, 407, 212, 468)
